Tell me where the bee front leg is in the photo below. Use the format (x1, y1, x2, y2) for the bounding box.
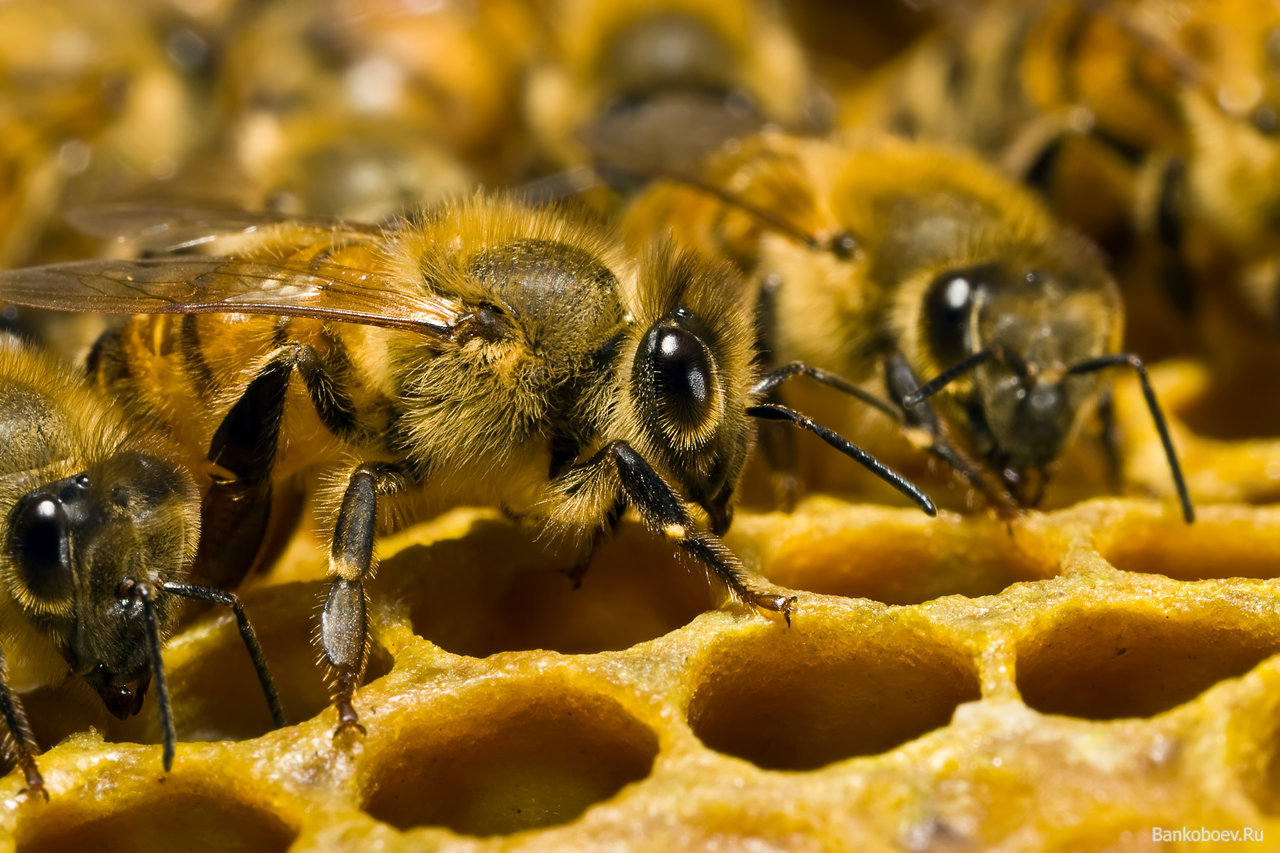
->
(0, 647, 45, 801)
(596, 440, 794, 624)
(322, 462, 406, 737)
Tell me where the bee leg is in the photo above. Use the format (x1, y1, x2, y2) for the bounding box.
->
(323, 462, 407, 736)
(198, 352, 294, 590)
(596, 440, 796, 624)
(883, 351, 1020, 517)
(0, 647, 45, 801)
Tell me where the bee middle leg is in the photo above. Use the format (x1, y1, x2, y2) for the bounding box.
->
(322, 462, 408, 736)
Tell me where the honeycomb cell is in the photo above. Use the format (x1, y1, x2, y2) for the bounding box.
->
(394, 520, 710, 657)
(16, 791, 296, 853)
(362, 680, 659, 836)
(1098, 511, 1280, 581)
(1016, 606, 1280, 719)
(686, 611, 981, 770)
(734, 506, 1056, 606)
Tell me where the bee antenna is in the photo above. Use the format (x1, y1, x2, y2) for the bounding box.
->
(163, 582, 286, 728)
(133, 581, 176, 772)
(1066, 353, 1195, 524)
(746, 403, 937, 516)
(753, 361, 902, 421)
(901, 349, 996, 408)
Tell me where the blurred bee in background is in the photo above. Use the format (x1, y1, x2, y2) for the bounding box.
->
(0, 337, 283, 800)
(843, 0, 1280, 383)
(623, 132, 1194, 521)
(523, 0, 831, 199)
(0, 0, 206, 268)
(209, 0, 542, 195)
(0, 195, 935, 736)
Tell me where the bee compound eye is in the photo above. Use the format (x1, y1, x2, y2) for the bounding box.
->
(644, 323, 715, 432)
(10, 494, 74, 602)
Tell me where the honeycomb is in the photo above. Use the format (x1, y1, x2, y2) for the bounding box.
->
(0, 361, 1275, 851)
(4, 2, 1280, 852)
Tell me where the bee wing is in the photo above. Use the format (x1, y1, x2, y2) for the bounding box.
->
(65, 204, 386, 253)
(0, 256, 465, 338)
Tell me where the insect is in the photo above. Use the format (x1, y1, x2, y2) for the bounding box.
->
(0, 195, 936, 736)
(214, 0, 542, 186)
(843, 0, 1280, 358)
(524, 0, 830, 191)
(0, 336, 284, 800)
(621, 131, 1194, 521)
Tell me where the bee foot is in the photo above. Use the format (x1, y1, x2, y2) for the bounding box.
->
(332, 699, 366, 740)
(749, 593, 798, 627)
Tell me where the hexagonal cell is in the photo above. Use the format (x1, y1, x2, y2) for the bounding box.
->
(686, 613, 981, 770)
(15, 790, 296, 853)
(1097, 512, 1280, 580)
(1016, 606, 1280, 719)
(392, 520, 711, 657)
(362, 680, 659, 836)
(107, 581, 393, 745)
(742, 511, 1056, 605)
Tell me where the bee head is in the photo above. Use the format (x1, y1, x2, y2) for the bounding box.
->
(624, 249, 754, 534)
(922, 257, 1120, 483)
(3, 450, 199, 717)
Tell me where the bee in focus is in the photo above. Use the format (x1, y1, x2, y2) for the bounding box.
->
(844, 0, 1280, 363)
(0, 195, 936, 736)
(524, 0, 830, 192)
(0, 337, 283, 799)
(623, 132, 1194, 520)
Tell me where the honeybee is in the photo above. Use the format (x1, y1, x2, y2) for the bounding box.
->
(622, 132, 1194, 520)
(0, 195, 936, 735)
(228, 114, 476, 223)
(843, 0, 1280, 363)
(524, 0, 829, 189)
(0, 336, 284, 799)
(214, 0, 542, 187)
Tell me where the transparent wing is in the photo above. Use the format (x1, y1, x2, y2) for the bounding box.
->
(64, 204, 387, 253)
(0, 256, 465, 338)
